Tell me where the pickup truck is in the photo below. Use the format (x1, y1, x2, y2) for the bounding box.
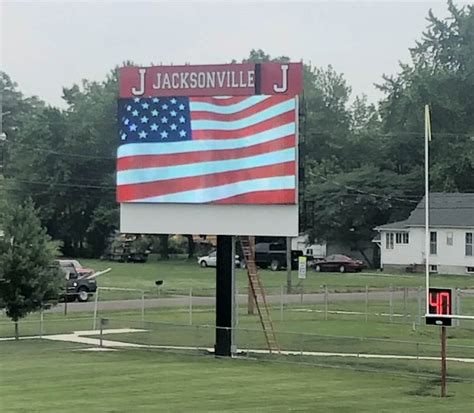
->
(55, 261, 97, 302)
(254, 242, 303, 271)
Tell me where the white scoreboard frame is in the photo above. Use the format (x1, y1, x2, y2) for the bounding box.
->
(120, 203, 298, 236)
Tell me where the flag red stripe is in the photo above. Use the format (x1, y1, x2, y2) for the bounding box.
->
(117, 135, 295, 171)
(192, 111, 295, 140)
(189, 96, 248, 106)
(212, 189, 295, 204)
(191, 96, 290, 121)
(117, 161, 295, 202)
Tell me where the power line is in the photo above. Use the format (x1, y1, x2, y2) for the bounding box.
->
(5, 140, 116, 160)
(307, 171, 419, 205)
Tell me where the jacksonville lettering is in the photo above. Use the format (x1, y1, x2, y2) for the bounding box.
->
(151, 70, 255, 91)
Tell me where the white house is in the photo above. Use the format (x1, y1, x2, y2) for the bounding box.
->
(375, 193, 474, 275)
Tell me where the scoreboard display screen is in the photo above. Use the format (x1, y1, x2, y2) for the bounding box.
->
(426, 287, 452, 326)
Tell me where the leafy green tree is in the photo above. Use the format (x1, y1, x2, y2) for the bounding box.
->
(377, 0, 474, 190)
(0, 200, 63, 339)
(4, 70, 119, 257)
(305, 165, 420, 265)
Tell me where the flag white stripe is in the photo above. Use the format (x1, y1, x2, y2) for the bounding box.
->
(128, 176, 295, 203)
(117, 148, 295, 185)
(191, 99, 295, 131)
(117, 123, 295, 158)
(189, 96, 269, 114)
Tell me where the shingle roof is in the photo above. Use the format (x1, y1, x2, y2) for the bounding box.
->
(406, 193, 474, 227)
(376, 193, 474, 230)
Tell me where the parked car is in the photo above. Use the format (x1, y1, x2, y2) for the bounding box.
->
(55, 261, 97, 302)
(57, 259, 94, 278)
(312, 254, 364, 273)
(198, 251, 240, 268)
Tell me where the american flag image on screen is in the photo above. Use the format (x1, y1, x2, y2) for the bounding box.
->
(116, 95, 297, 204)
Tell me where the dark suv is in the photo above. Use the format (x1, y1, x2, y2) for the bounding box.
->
(254, 242, 302, 271)
(56, 261, 97, 302)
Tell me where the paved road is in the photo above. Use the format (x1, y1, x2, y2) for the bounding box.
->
(50, 289, 423, 313)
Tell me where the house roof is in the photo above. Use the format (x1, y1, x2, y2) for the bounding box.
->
(376, 220, 408, 230)
(376, 193, 474, 230)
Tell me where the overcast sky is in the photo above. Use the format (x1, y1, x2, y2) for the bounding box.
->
(1, 1, 469, 108)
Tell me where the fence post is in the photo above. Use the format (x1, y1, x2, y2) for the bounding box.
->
(280, 284, 284, 322)
(39, 309, 44, 338)
(416, 342, 420, 373)
(99, 318, 103, 347)
(389, 285, 393, 323)
(141, 290, 145, 325)
(189, 287, 193, 326)
(299, 333, 304, 360)
(93, 287, 100, 330)
(324, 285, 328, 321)
(417, 287, 422, 325)
(365, 285, 369, 323)
(403, 287, 408, 323)
(456, 288, 461, 327)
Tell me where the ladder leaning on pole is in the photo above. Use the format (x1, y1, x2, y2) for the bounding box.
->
(240, 236, 280, 354)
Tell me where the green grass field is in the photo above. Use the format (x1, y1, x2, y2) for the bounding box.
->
(1, 340, 473, 413)
(1, 259, 473, 411)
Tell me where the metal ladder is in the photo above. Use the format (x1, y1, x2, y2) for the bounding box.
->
(240, 236, 280, 354)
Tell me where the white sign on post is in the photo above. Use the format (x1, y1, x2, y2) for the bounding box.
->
(298, 256, 307, 279)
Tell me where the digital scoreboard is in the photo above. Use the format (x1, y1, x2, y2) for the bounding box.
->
(426, 287, 452, 326)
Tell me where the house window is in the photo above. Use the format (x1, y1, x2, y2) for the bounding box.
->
(386, 233, 394, 250)
(430, 265, 438, 273)
(447, 232, 453, 246)
(466, 267, 474, 274)
(430, 231, 437, 255)
(395, 232, 409, 244)
(466, 233, 473, 257)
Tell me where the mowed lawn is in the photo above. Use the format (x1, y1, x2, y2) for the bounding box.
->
(1, 340, 473, 413)
(81, 257, 474, 296)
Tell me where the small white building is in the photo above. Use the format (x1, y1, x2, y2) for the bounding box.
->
(291, 234, 327, 258)
(375, 193, 474, 275)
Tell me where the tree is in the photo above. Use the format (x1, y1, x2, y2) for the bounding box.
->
(0, 200, 63, 339)
(4, 70, 119, 257)
(377, 1, 474, 190)
(184, 235, 195, 259)
(158, 234, 170, 260)
(305, 165, 419, 265)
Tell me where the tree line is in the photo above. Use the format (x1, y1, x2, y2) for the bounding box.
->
(1, 1, 473, 260)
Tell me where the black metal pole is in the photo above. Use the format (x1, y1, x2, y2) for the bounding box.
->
(441, 326, 447, 397)
(215, 235, 233, 357)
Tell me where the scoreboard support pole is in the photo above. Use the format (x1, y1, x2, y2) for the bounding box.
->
(215, 235, 235, 357)
(441, 326, 447, 397)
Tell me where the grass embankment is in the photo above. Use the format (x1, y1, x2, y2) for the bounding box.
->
(1, 340, 473, 412)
